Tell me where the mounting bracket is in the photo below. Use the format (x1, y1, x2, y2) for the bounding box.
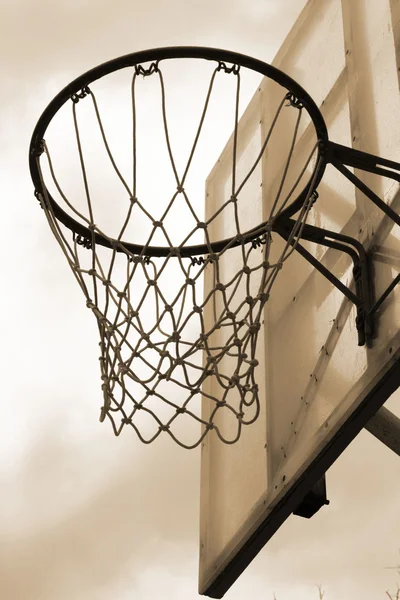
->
(273, 141, 400, 347)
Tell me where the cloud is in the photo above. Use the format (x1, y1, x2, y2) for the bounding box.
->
(0, 425, 200, 599)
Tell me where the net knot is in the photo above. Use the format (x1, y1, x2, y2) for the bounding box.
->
(258, 292, 270, 303)
(118, 363, 130, 375)
(169, 332, 181, 342)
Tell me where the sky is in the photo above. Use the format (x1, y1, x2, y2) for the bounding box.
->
(1, 0, 400, 599)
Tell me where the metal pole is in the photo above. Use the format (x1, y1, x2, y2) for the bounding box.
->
(364, 406, 400, 457)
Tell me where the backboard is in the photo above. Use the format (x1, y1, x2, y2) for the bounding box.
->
(199, 0, 400, 596)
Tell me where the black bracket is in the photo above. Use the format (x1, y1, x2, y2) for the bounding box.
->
(273, 216, 374, 346)
(293, 474, 329, 519)
(273, 141, 400, 347)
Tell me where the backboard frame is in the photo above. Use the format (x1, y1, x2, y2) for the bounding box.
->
(199, 0, 400, 596)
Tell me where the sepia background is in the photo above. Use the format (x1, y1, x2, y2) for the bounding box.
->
(1, 0, 400, 599)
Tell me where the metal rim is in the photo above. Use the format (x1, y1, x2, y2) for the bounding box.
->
(29, 46, 329, 257)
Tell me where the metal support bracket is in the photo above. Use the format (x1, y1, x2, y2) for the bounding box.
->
(365, 405, 400, 458)
(273, 141, 400, 347)
(273, 217, 374, 346)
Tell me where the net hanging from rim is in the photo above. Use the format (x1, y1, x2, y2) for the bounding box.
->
(33, 56, 321, 448)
